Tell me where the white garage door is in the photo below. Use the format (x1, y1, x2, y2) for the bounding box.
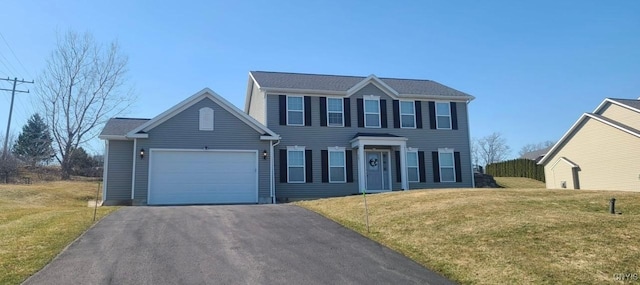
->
(148, 150, 258, 205)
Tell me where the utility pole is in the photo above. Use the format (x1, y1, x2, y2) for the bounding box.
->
(1, 77, 33, 157)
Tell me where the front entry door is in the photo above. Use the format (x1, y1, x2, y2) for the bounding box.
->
(366, 151, 388, 191)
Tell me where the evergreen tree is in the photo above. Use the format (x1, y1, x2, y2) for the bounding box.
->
(12, 114, 55, 166)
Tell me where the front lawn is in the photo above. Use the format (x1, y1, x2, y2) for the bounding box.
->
(296, 188, 640, 284)
(0, 181, 119, 284)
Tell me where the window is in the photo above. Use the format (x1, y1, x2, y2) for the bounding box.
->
(438, 149, 455, 182)
(436, 102, 451, 129)
(400, 101, 416, 128)
(364, 96, 380, 128)
(287, 147, 305, 183)
(287, 96, 304, 126)
(406, 151, 419, 182)
(327, 98, 344, 126)
(199, 107, 214, 131)
(328, 148, 346, 183)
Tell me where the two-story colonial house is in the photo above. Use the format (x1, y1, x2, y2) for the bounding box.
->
(99, 71, 475, 205)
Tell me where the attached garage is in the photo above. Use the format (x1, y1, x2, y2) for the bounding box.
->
(148, 149, 258, 205)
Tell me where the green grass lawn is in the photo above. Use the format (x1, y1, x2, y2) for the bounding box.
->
(296, 186, 640, 284)
(0, 181, 119, 285)
(494, 177, 546, 188)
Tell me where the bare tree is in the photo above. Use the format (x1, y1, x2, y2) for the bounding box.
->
(36, 31, 133, 179)
(474, 132, 511, 166)
(518, 140, 555, 157)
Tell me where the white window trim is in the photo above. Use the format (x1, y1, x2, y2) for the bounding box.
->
(328, 146, 346, 183)
(286, 96, 304, 126)
(438, 148, 456, 182)
(406, 149, 419, 182)
(327, 97, 344, 127)
(363, 95, 381, 128)
(199, 107, 214, 131)
(435, 101, 452, 130)
(287, 146, 306, 183)
(400, 100, 416, 129)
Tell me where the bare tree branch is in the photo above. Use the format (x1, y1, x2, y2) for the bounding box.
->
(36, 30, 134, 179)
(473, 132, 511, 167)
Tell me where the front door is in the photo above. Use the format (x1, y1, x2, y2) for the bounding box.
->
(366, 151, 388, 191)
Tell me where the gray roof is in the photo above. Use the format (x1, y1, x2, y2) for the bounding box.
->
(250, 71, 473, 98)
(610, 98, 640, 111)
(520, 146, 552, 161)
(100, 117, 150, 136)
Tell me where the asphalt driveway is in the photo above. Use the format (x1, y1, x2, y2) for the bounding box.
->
(24, 205, 453, 285)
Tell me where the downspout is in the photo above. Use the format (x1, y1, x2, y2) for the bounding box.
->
(271, 139, 280, 204)
(131, 138, 137, 202)
(466, 100, 475, 188)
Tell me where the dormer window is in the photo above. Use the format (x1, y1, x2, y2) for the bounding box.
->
(364, 96, 381, 128)
(199, 107, 214, 131)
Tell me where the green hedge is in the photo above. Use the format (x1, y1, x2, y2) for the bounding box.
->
(486, 158, 545, 182)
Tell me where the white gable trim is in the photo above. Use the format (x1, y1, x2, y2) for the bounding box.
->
(550, 157, 579, 171)
(347, 74, 399, 98)
(593, 98, 640, 115)
(539, 112, 640, 165)
(127, 88, 279, 139)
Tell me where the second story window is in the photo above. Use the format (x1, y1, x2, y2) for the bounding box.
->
(327, 98, 344, 127)
(400, 101, 416, 128)
(364, 96, 381, 128)
(436, 102, 451, 129)
(287, 96, 304, 126)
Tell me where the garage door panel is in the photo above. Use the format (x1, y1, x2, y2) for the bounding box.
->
(148, 150, 258, 205)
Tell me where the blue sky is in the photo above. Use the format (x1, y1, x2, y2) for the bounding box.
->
(0, 1, 638, 156)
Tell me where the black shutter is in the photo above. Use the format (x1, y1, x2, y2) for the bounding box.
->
(305, 149, 313, 183)
(428, 101, 436, 129)
(321, 150, 328, 183)
(380, 99, 387, 128)
(432, 151, 440, 183)
(393, 100, 400, 128)
(357, 98, 364, 127)
(395, 151, 401, 183)
(450, 102, 458, 130)
(454, 152, 462, 182)
(418, 151, 426, 182)
(304, 96, 312, 126)
(279, 149, 287, 182)
(344, 98, 351, 127)
(346, 150, 354, 182)
(279, 95, 286, 125)
(415, 101, 423, 129)
(320, 97, 327, 127)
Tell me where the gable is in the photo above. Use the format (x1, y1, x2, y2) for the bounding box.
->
(146, 97, 264, 141)
(596, 101, 640, 131)
(127, 88, 279, 140)
(540, 113, 640, 165)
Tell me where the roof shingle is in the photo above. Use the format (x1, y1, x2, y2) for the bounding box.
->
(100, 118, 150, 137)
(250, 71, 473, 98)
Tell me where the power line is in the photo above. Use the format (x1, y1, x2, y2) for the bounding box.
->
(1, 77, 33, 156)
(0, 52, 20, 77)
(0, 32, 34, 79)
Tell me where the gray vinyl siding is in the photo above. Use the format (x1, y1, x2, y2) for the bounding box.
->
(247, 82, 266, 124)
(266, 83, 473, 200)
(134, 98, 272, 204)
(105, 140, 134, 202)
